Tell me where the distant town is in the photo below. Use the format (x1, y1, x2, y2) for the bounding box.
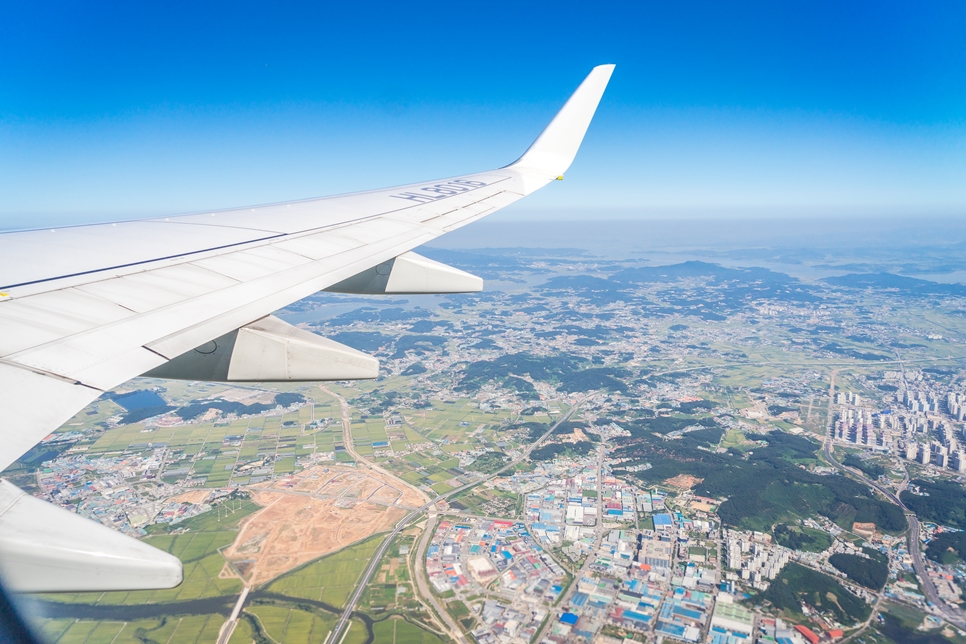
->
(12, 249, 966, 644)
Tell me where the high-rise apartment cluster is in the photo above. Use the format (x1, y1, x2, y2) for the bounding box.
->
(903, 390, 942, 415)
(947, 391, 966, 421)
(833, 392, 893, 448)
(832, 386, 966, 473)
(722, 530, 790, 590)
(895, 389, 966, 472)
(833, 407, 890, 446)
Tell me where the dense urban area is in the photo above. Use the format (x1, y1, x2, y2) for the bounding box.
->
(11, 245, 966, 644)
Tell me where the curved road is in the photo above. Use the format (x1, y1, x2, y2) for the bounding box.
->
(327, 397, 589, 644)
(412, 512, 467, 643)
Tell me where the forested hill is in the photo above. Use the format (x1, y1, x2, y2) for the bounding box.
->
(614, 428, 906, 533)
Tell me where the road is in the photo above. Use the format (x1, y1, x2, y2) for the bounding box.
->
(319, 385, 431, 506)
(533, 440, 607, 643)
(821, 371, 966, 632)
(214, 585, 250, 644)
(413, 512, 468, 643)
(326, 396, 590, 644)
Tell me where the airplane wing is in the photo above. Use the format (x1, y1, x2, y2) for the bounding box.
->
(0, 65, 614, 593)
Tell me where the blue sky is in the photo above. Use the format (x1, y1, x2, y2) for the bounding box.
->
(1, 1, 964, 227)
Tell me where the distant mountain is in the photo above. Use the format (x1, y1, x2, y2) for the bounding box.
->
(611, 260, 796, 286)
(541, 275, 623, 291)
(431, 246, 591, 258)
(536, 262, 817, 311)
(823, 273, 966, 296)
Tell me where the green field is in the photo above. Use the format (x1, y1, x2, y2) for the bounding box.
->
(360, 531, 419, 612)
(38, 615, 226, 644)
(449, 486, 521, 518)
(265, 533, 386, 607)
(371, 617, 448, 644)
(55, 381, 347, 488)
(718, 429, 756, 451)
(383, 450, 468, 494)
(343, 619, 369, 644)
(246, 605, 334, 644)
(80, 405, 342, 485)
(400, 399, 517, 449)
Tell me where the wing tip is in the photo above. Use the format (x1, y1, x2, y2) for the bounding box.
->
(508, 65, 615, 177)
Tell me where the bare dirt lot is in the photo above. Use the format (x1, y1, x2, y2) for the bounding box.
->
(664, 474, 703, 490)
(167, 490, 213, 504)
(224, 465, 425, 586)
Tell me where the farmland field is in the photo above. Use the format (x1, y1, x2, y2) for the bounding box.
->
(265, 533, 386, 607)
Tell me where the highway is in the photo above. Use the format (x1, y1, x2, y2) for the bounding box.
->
(822, 371, 966, 632)
(327, 397, 589, 644)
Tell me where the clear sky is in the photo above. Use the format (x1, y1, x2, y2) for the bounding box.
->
(1, 1, 964, 228)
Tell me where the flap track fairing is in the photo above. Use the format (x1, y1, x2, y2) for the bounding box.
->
(143, 315, 379, 382)
(325, 251, 482, 294)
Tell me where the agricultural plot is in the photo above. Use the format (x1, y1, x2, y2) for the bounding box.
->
(265, 534, 386, 607)
(37, 614, 228, 644)
(227, 617, 254, 643)
(403, 400, 515, 445)
(246, 605, 334, 644)
(343, 619, 369, 644)
(718, 429, 755, 452)
(360, 531, 421, 612)
(84, 398, 352, 488)
(349, 416, 392, 456)
(38, 620, 125, 644)
(342, 399, 525, 498)
(57, 397, 125, 432)
(712, 363, 797, 390)
(383, 452, 471, 494)
(449, 486, 521, 518)
(371, 617, 448, 644)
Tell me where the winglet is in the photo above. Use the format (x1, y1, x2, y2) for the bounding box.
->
(508, 64, 615, 178)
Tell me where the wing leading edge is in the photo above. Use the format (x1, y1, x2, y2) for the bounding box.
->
(0, 65, 614, 592)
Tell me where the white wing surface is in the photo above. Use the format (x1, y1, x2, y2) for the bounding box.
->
(0, 65, 614, 592)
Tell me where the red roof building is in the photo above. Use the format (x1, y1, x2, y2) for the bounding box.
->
(794, 624, 820, 644)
